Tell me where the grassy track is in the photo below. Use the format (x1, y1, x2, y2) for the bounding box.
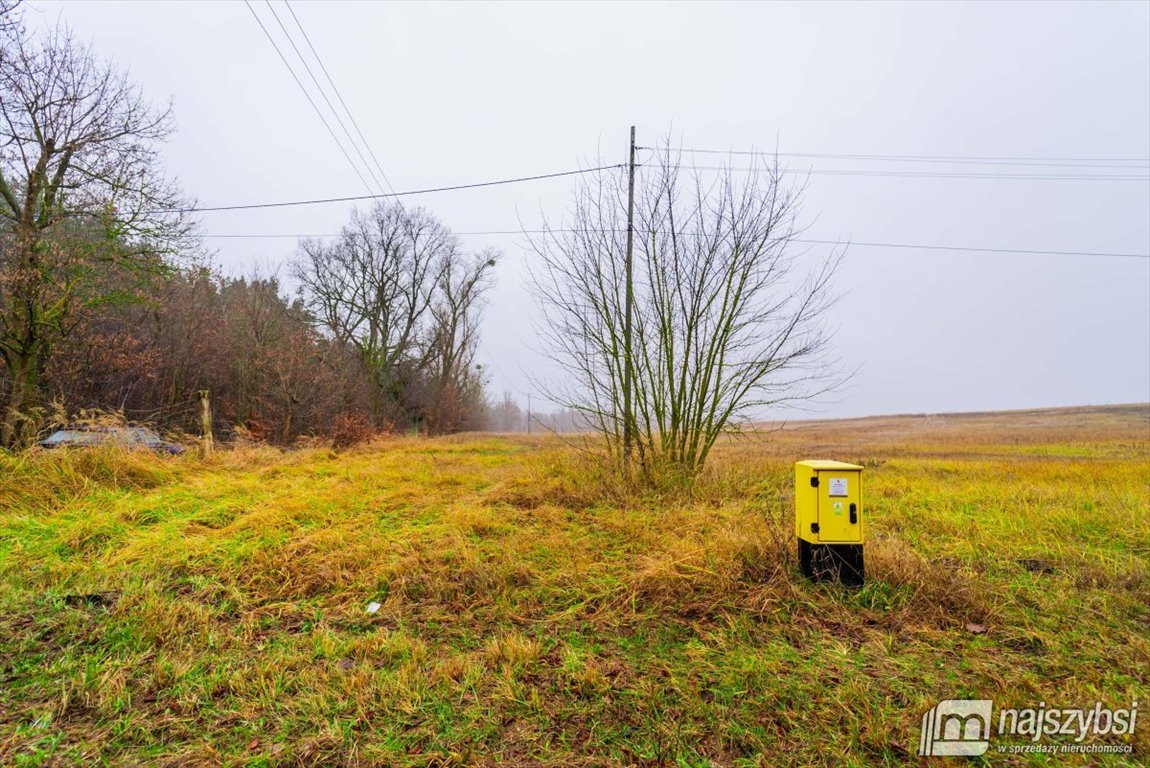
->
(1, 406, 1147, 766)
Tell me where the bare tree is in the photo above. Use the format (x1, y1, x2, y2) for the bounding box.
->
(294, 203, 445, 423)
(529, 150, 842, 476)
(422, 249, 497, 433)
(294, 202, 499, 430)
(0, 23, 191, 446)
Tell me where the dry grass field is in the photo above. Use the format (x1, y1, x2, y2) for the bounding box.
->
(1, 404, 1147, 766)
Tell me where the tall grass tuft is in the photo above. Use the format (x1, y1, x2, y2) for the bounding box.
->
(0, 445, 178, 513)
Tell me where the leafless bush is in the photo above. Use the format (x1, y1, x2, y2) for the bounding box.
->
(529, 149, 843, 476)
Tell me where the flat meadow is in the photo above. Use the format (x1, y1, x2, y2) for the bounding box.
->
(0, 405, 1147, 767)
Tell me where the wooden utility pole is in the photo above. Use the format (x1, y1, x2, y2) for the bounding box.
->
(199, 390, 214, 457)
(622, 126, 637, 462)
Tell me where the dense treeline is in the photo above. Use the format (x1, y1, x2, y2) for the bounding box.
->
(0, 8, 495, 447)
(37, 248, 493, 444)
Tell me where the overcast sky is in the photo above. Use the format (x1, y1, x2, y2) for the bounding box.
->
(25, 0, 1150, 417)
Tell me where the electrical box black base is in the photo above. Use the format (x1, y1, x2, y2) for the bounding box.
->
(798, 539, 864, 587)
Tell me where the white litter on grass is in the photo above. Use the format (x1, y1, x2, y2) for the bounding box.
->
(366, 601, 382, 614)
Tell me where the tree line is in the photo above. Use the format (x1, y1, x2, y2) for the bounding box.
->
(0, 10, 496, 448)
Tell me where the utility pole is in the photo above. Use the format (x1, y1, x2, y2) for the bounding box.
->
(527, 393, 532, 435)
(622, 125, 636, 463)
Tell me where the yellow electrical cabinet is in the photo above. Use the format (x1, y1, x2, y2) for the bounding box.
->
(795, 460, 864, 585)
(795, 460, 863, 544)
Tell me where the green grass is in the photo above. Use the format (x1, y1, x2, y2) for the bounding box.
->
(0, 411, 1147, 767)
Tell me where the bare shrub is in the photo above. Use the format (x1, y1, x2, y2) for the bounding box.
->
(329, 412, 377, 449)
(529, 148, 843, 476)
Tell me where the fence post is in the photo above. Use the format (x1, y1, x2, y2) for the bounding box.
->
(199, 390, 213, 457)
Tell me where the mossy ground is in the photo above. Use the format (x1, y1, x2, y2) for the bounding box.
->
(1, 406, 1147, 766)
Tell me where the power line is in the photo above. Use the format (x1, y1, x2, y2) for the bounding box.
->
(243, 1, 377, 196)
(639, 146, 1150, 169)
(168, 165, 625, 213)
(164, 154, 1145, 216)
(196, 230, 1150, 259)
(283, 0, 400, 199)
(264, 0, 388, 196)
(792, 238, 1149, 260)
(677, 165, 1150, 181)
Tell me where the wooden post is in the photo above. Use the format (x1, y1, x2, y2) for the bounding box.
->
(199, 390, 213, 457)
(623, 125, 636, 463)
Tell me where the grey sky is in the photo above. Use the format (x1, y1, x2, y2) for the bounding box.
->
(27, 0, 1150, 417)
